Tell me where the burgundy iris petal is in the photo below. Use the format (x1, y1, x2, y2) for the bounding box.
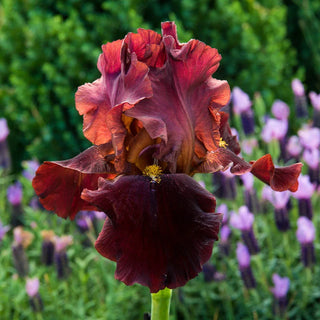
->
(81, 174, 222, 293)
(250, 154, 303, 192)
(125, 22, 230, 173)
(32, 145, 116, 219)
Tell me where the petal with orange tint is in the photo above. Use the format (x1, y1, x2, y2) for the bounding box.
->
(75, 40, 153, 146)
(82, 174, 221, 293)
(32, 145, 116, 220)
(250, 154, 303, 192)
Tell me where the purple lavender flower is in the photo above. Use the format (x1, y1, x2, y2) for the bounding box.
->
(292, 79, 305, 96)
(202, 263, 226, 282)
(7, 181, 22, 205)
(219, 225, 231, 256)
(261, 119, 288, 143)
(12, 227, 33, 277)
(0, 118, 11, 170)
(41, 230, 55, 266)
(298, 127, 320, 150)
(22, 160, 40, 181)
(310, 91, 320, 127)
(310, 92, 320, 111)
(286, 135, 302, 160)
(241, 138, 258, 155)
(26, 278, 43, 312)
(296, 217, 316, 267)
(216, 203, 229, 225)
(232, 87, 255, 135)
(0, 220, 10, 242)
(54, 235, 73, 279)
(236, 242, 256, 289)
(232, 87, 252, 114)
(230, 206, 260, 254)
(7, 181, 24, 227)
(262, 186, 291, 231)
(292, 79, 308, 117)
(213, 169, 237, 200)
(271, 274, 290, 317)
(292, 175, 315, 219)
(303, 148, 320, 186)
(241, 173, 260, 213)
(271, 100, 290, 120)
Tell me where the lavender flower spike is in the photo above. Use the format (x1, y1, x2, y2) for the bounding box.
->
(296, 217, 316, 267)
(232, 87, 254, 135)
(230, 206, 260, 254)
(219, 225, 231, 256)
(292, 79, 308, 118)
(22, 160, 40, 181)
(309, 91, 320, 127)
(241, 172, 260, 214)
(7, 181, 24, 227)
(262, 186, 291, 231)
(236, 243, 256, 289)
(54, 235, 73, 278)
(0, 118, 11, 170)
(303, 148, 320, 186)
(0, 220, 10, 242)
(292, 175, 315, 220)
(271, 100, 290, 120)
(26, 278, 43, 312)
(286, 136, 302, 161)
(271, 274, 290, 317)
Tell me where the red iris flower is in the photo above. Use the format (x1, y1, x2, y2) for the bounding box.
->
(32, 22, 302, 293)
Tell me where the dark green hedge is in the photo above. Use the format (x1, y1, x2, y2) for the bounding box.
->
(1, 0, 317, 171)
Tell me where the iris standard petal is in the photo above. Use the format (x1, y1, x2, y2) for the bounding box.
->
(81, 174, 222, 293)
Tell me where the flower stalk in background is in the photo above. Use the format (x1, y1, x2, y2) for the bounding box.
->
(212, 169, 237, 200)
(0, 118, 11, 172)
(12, 226, 33, 277)
(241, 172, 260, 214)
(232, 87, 255, 135)
(7, 181, 24, 227)
(270, 274, 290, 317)
(54, 235, 73, 279)
(32, 21, 302, 318)
(0, 220, 10, 245)
(219, 224, 231, 256)
(292, 175, 315, 220)
(26, 278, 43, 312)
(230, 206, 260, 254)
(303, 148, 320, 187)
(262, 186, 291, 231)
(292, 79, 308, 118)
(236, 242, 256, 289)
(296, 217, 316, 267)
(41, 230, 55, 266)
(309, 91, 320, 128)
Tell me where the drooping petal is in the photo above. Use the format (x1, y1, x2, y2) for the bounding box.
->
(195, 150, 302, 192)
(250, 154, 303, 192)
(126, 22, 230, 173)
(75, 39, 153, 150)
(82, 174, 222, 293)
(32, 145, 116, 220)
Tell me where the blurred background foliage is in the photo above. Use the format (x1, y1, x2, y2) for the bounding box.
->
(0, 0, 319, 171)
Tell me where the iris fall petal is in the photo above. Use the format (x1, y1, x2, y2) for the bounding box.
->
(81, 174, 222, 293)
(32, 145, 115, 219)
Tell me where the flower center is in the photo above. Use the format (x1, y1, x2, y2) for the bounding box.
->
(143, 165, 163, 183)
(219, 138, 228, 148)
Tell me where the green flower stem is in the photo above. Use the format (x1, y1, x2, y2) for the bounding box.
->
(151, 288, 172, 320)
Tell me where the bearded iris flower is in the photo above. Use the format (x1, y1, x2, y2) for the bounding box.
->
(32, 22, 302, 293)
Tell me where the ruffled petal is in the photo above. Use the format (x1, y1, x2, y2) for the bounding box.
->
(32, 145, 116, 220)
(250, 154, 303, 192)
(125, 22, 230, 174)
(75, 40, 153, 146)
(82, 174, 221, 293)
